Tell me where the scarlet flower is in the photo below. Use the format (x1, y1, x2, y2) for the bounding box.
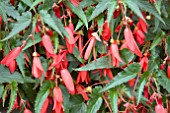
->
(134, 28, 146, 45)
(53, 86, 63, 113)
(103, 68, 114, 80)
(110, 40, 123, 67)
(144, 85, 149, 99)
(65, 23, 75, 54)
(10, 0, 15, 6)
(113, 9, 120, 19)
(70, 0, 79, 7)
(155, 104, 167, 113)
(115, 23, 123, 33)
(76, 84, 89, 101)
(150, 0, 156, 3)
(60, 69, 75, 95)
(53, 4, 61, 18)
(42, 34, 54, 55)
(167, 66, 170, 79)
(136, 18, 147, 33)
(24, 108, 32, 113)
(139, 56, 148, 72)
(76, 65, 90, 84)
(40, 98, 49, 113)
(0, 15, 2, 26)
(124, 27, 143, 57)
(101, 20, 111, 42)
(8, 60, 17, 74)
(31, 52, 45, 78)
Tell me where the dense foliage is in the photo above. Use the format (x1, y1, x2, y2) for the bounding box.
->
(0, 0, 170, 113)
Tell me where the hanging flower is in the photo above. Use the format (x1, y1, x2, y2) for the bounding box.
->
(60, 69, 75, 95)
(40, 98, 49, 113)
(53, 3, 61, 18)
(101, 20, 111, 42)
(31, 52, 45, 78)
(76, 65, 90, 84)
(76, 84, 89, 101)
(110, 40, 123, 67)
(103, 68, 114, 80)
(42, 34, 54, 55)
(139, 55, 149, 72)
(167, 65, 170, 79)
(24, 108, 32, 113)
(70, 0, 79, 7)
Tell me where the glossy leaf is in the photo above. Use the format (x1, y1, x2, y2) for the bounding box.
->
(109, 89, 118, 113)
(107, 1, 117, 23)
(16, 52, 25, 77)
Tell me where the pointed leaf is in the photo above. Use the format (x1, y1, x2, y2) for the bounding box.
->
(87, 86, 103, 113)
(40, 10, 62, 36)
(30, 0, 44, 10)
(150, 31, 164, 50)
(107, 1, 117, 23)
(120, 48, 135, 64)
(166, 36, 170, 56)
(109, 89, 118, 113)
(0, 85, 4, 98)
(34, 81, 53, 113)
(0, 65, 24, 83)
(7, 81, 18, 113)
(16, 52, 25, 77)
(100, 63, 140, 92)
(64, 1, 88, 29)
(137, 71, 149, 104)
(0, 1, 7, 23)
(80, 0, 97, 8)
(1, 11, 32, 41)
(89, 0, 111, 21)
(125, 0, 145, 22)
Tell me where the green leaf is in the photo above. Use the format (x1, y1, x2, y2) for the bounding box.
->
(21, 0, 32, 7)
(30, 0, 44, 10)
(125, 0, 145, 22)
(1, 11, 32, 41)
(150, 31, 164, 50)
(74, 56, 113, 71)
(0, 65, 24, 83)
(80, 0, 97, 8)
(73, 47, 85, 63)
(4, 2, 20, 20)
(34, 81, 53, 113)
(120, 48, 135, 64)
(137, 71, 149, 105)
(89, 0, 111, 21)
(40, 10, 62, 37)
(109, 89, 118, 113)
(52, 15, 70, 39)
(0, 85, 4, 98)
(23, 33, 42, 51)
(64, 1, 88, 29)
(87, 86, 103, 113)
(100, 63, 140, 92)
(166, 36, 170, 56)
(7, 81, 18, 113)
(0, 2, 7, 23)
(134, 0, 164, 24)
(158, 71, 170, 93)
(107, 1, 117, 23)
(16, 52, 25, 77)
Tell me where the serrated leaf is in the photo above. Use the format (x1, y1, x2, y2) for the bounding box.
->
(150, 32, 164, 50)
(137, 71, 149, 105)
(16, 52, 25, 77)
(120, 48, 135, 64)
(30, 0, 44, 10)
(23, 33, 42, 51)
(1, 11, 32, 41)
(34, 81, 53, 113)
(109, 89, 118, 113)
(134, 0, 164, 24)
(125, 0, 145, 22)
(80, 0, 97, 8)
(21, 0, 32, 7)
(89, 0, 111, 21)
(40, 10, 62, 37)
(107, 1, 117, 23)
(87, 86, 103, 113)
(73, 47, 85, 63)
(0, 85, 4, 98)
(100, 63, 140, 92)
(74, 56, 113, 71)
(64, 1, 88, 29)
(0, 65, 24, 83)
(7, 81, 18, 113)
(158, 71, 170, 93)
(52, 15, 70, 39)
(166, 36, 170, 56)
(4, 2, 20, 20)
(0, 2, 7, 23)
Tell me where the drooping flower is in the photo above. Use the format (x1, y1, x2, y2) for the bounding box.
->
(101, 20, 111, 42)
(124, 26, 143, 57)
(60, 69, 75, 95)
(10, 0, 15, 6)
(42, 34, 54, 55)
(115, 23, 123, 33)
(70, 0, 79, 7)
(8, 60, 17, 73)
(53, 86, 63, 113)
(76, 84, 89, 101)
(40, 98, 49, 113)
(103, 68, 114, 80)
(150, 0, 156, 3)
(53, 4, 61, 18)
(136, 18, 147, 33)
(110, 40, 123, 67)
(0, 15, 2, 26)
(134, 28, 146, 45)
(31, 52, 45, 78)
(167, 65, 170, 79)
(76, 65, 90, 84)
(128, 78, 135, 87)
(139, 56, 148, 72)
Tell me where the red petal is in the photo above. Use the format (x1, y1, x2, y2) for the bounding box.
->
(167, 66, 170, 79)
(60, 69, 75, 95)
(10, 0, 15, 6)
(110, 43, 123, 63)
(84, 37, 95, 60)
(40, 98, 49, 113)
(70, 0, 79, 6)
(102, 20, 111, 42)
(33, 57, 44, 72)
(65, 27, 75, 44)
(1, 47, 22, 65)
(24, 108, 32, 113)
(53, 86, 63, 102)
(155, 104, 167, 113)
(42, 34, 54, 54)
(8, 60, 17, 73)
(107, 69, 114, 80)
